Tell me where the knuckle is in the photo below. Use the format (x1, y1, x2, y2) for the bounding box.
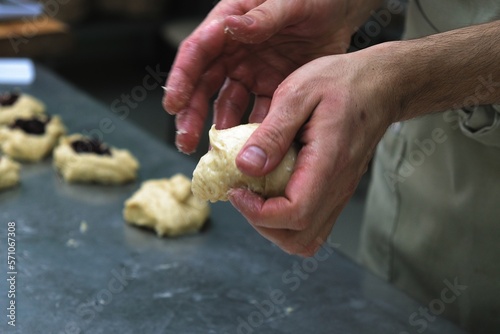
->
(180, 37, 211, 63)
(213, 96, 238, 115)
(283, 239, 316, 257)
(297, 248, 316, 258)
(178, 38, 195, 54)
(296, 238, 322, 257)
(281, 241, 303, 256)
(249, 7, 274, 24)
(275, 81, 301, 101)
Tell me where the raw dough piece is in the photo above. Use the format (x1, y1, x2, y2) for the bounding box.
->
(0, 115, 66, 162)
(0, 156, 21, 190)
(123, 174, 210, 236)
(192, 123, 298, 202)
(0, 93, 45, 125)
(53, 134, 139, 184)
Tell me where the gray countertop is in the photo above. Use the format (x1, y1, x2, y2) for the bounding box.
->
(0, 66, 467, 334)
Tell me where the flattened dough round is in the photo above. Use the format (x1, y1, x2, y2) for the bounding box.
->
(191, 123, 297, 202)
(53, 134, 139, 184)
(0, 115, 66, 162)
(0, 94, 45, 125)
(123, 174, 210, 236)
(0, 156, 21, 190)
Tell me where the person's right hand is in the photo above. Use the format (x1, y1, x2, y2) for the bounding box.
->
(163, 0, 372, 154)
(227, 45, 396, 256)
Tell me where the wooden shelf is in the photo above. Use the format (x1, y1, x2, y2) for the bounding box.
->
(0, 17, 72, 57)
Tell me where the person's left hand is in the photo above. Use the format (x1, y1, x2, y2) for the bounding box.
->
(163, 0, 358, 154)
(228, 45, 397, 256)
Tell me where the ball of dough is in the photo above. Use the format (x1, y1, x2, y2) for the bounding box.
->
(0, 156, 21, 190)
(191, 123, 297, 202)
(0, 93, 45, 125)
(53, 134, 139, 185)
(0, 115, 66, 162)
(123, 174, 210, 237)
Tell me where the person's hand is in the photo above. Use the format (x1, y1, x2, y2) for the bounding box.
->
(228, 45, 397, 256)
(163, 0, 366, 153)
(230, 19, 500, 256)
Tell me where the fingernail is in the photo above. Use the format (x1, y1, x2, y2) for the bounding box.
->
(176, 141, 195, 155)
(162, 95, 174, 115)
(240, 146, 267, 170)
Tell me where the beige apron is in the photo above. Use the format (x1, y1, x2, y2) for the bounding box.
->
(359, 1, 500, 332)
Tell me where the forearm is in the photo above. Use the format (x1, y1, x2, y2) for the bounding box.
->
(378, 20, 500, 122)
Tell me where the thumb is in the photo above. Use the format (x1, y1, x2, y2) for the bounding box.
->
(236, 96, 309, 177)
(224, 0, 299, 43)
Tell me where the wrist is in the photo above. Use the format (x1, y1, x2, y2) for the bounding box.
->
(360, 39, 443, 123)
(354, 41, 406, 126)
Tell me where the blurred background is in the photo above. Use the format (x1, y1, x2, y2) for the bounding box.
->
(0, 0, 407, 261)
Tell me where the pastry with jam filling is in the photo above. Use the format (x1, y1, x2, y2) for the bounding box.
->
(53, 134, 139, 185)
(0, 92, 45, 125)
(0, 155, 21, 190)
(0, 115, 66, 162)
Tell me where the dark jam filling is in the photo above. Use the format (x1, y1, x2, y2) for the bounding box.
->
(10, 116, 51, 135)
(71, 138, 112, 156)
(0, 92, 20, 106)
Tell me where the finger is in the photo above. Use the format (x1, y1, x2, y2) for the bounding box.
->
(230, 137, 333, 227)
(226, 191, 309, 255)
(227, 181, 316, 233)
(248, 95, 271, 123)
(175, 64, 226, 153)
(248, 222, 329, 257)
(250, 226, 298, 255)
(313, 209, 342, 251)
(164, 18, 227, 114)
(230, 188, 340, 256)
(294, 200, 348, 255)
(228, 143, 345, 256)
(236, 79, 320, 177)
(254, 227, 319, 257)
(225, 0, 302, 44)
(213, 78, 250, 130)
(228, 188, 293, 226)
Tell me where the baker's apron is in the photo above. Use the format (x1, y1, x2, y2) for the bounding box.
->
(359, 1, 500, 332)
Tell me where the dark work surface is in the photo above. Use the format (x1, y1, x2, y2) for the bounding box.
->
(0, 67, 467, 334)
